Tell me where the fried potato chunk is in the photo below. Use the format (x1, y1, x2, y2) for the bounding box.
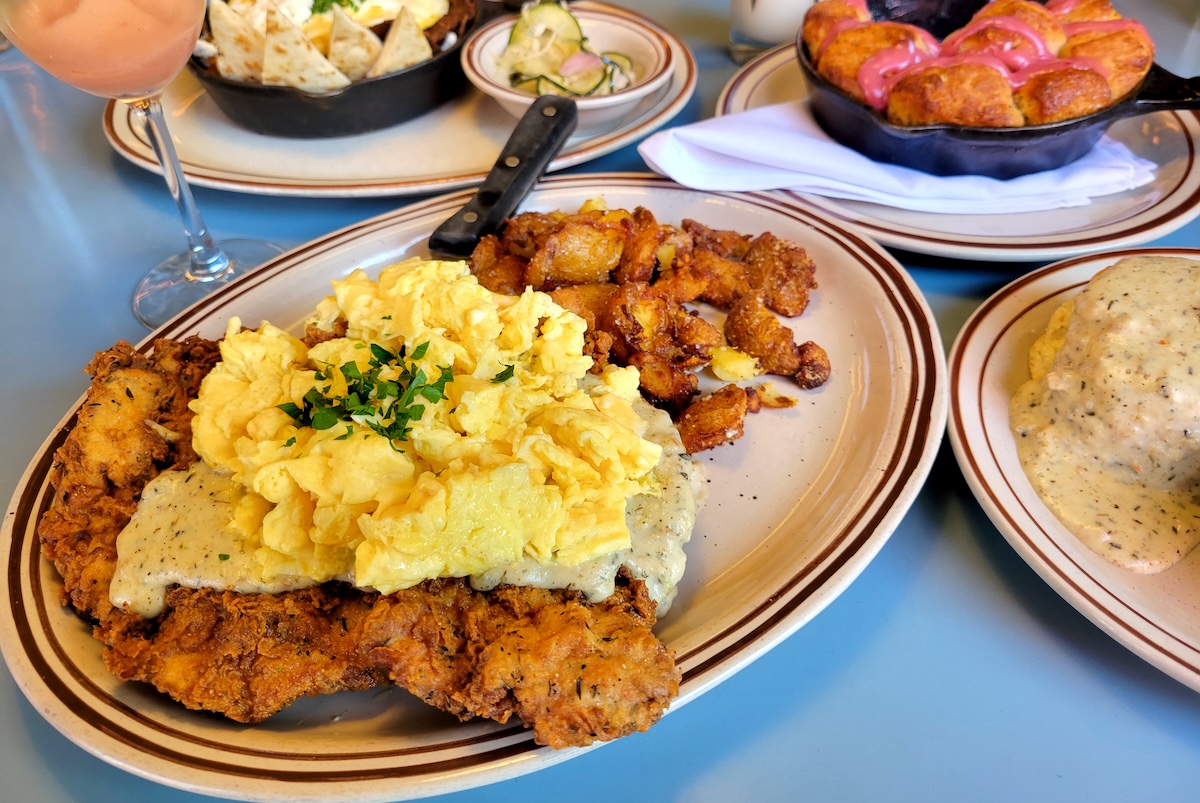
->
(675, 384, 751, 453)
(470, 234, 530, 295)
(725, 294, 831, 389)
(694, 248, 751, 310)
(525, 214, 629, 290)
(614, 206, 695, 285)
(500, 211, 564, 258)
(651, 256, 709, 305)
(682, 218, 751, 260)
(742, 232, 818, 317)
(628, 351, 699, 411)
(548, 282, 619, 330)
(601, 283, 722, 370)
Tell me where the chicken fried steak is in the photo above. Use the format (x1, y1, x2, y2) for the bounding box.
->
(38, 338, 681, 748)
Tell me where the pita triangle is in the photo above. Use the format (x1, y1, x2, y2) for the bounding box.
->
(209, 0, 266, 82)
(327, 5, 383, 82)
(262, 4, 351, 92)
(367, 7, 433, 79)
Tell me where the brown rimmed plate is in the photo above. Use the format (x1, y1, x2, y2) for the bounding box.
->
(1, 174, 946, 801)
(718, 45, 1200, 262)
(948, 247, 1200, 693)
(104, 2, 696, 198)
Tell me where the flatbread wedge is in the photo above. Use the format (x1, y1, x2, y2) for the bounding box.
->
(262, 5, 351, 92)
(327, 6, 383, 82)
(209, 0, 266, 82)
(367, 7, 433, 79)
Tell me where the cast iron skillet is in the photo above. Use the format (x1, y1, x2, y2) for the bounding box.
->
(797, 0, 1200, 178)
(187, 0, 480, 139)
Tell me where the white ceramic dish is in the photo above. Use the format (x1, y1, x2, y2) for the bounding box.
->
(463, 4, 675, 136)
(102, 2, 694, 198)
(717, 45, 1200, 263)
(948, 247, 1200, 693)
(1, 173, 947, 802)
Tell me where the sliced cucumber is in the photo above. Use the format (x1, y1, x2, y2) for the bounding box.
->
(511, 76, 541, 94)
(507, 1, 583, 46)
(503, 1, 584, 74)
(536, 67, 607, 97)
(602, 52, 634, 75)
(503, 3, 638, 98)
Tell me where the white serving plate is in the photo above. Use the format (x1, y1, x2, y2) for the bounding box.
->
(2, 174, 947, 801)
(718, 45, 1200, 262)
(103, 2, 695, 198)
(949, 247, 1200, 692)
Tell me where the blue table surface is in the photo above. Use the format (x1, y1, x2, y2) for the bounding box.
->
(4, 1, 1200, 801)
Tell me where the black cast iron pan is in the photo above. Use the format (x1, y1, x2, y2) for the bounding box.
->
(187, 0, 480, 139)
(797, 0, 1200, 179)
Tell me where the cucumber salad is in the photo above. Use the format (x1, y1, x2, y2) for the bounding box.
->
(499, 1, 636, 97)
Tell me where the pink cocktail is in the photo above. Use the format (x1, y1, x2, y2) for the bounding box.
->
(4, 0, 204, 99)
(0, 0, 280, 328)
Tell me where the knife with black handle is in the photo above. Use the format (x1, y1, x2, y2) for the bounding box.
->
(427, 94, 578, 259)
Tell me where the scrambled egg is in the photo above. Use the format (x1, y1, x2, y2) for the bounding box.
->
(190, 258, 664, 595)
(1026, 299, 1074, 381)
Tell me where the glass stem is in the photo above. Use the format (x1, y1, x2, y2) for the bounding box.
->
(128, 96, 231, 282)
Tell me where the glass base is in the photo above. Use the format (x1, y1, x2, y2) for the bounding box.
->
(728, 30, 776, 65)
(132, 238, 284, 329)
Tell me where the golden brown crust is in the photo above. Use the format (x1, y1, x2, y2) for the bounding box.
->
(975, 0, 1066, 53)
(38, 338, 220, 624)
(742, 232, 818, 317)
(675, 384, 751, 453)
(39, 338, 681, 747)
(523, 213, 628, 290)
(1054, 0, 1120, 25)
(1013, 64, 1111, 124)
(801, 0, 871, 61)
(726, 294, 831, 389)
(470, 234, 529, 296)
(887, 61, 1025, 127)
(467, 207, 832, 449)
(818, 22, 937, 103)
(1059, 27, 1154, 100)
(804, 0, 1153, 126)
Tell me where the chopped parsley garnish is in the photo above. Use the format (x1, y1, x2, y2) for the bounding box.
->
(311, 0, 358, 14)
(492, 364, 516, 383)
(277, 341, 452, 449)
(218, 553, 230, 561)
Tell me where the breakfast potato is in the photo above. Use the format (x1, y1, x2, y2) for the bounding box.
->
(725, 293, 831, 389)
(524, 214, 629, 290)
(675, 384, 752, 453)
(468, 201, 832, 451)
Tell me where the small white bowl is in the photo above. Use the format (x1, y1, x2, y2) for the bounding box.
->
(462, 3, 675, 136)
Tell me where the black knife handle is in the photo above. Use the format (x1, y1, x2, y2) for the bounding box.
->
(428, 95, 578, 258)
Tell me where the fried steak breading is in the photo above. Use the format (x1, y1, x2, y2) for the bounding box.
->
(39, 338, 680, 747)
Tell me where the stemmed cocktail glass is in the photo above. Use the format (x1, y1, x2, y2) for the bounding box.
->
(0, 0, 282, 328)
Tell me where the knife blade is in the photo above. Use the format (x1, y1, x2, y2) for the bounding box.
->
(427, 94, 578, 259)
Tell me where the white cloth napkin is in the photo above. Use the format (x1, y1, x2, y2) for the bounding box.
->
(637, 100, 1157, 215)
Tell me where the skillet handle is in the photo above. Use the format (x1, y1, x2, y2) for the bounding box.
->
(1129, 63, 1200, 113)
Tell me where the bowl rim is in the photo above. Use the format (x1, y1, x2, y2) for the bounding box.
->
(189, 0, 481, 101)
(461, 4, 675, 110)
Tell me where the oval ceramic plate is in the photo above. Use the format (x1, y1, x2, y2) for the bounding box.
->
(103, 3, 695, 198)
(717, 46, 1200, 262)
(948, 247, 1200, 692)
(2, 174, 946, 801)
